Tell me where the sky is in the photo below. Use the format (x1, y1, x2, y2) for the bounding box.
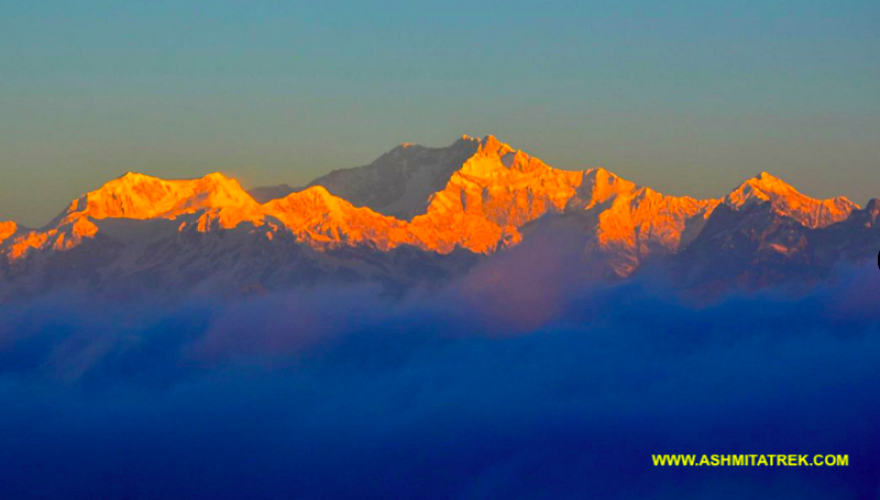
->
(1, 0, 878, 227)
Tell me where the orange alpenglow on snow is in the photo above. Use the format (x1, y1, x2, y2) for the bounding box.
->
(407, 136, 720, 271)
(3, 172, 268, 260)
(0, 136, 862, 275)
(262, 186, 419, 251)
(566, 169, 721, 275)
(724, 172, 857, 228)
(0, 221, 18, 244)
(66, 172, 266, 230)
(409, 136, 585, 252)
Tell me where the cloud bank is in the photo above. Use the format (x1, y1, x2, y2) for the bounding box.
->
(0, 254, 878, 499)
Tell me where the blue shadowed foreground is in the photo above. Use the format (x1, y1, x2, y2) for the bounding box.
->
(0, 264, 878, 499)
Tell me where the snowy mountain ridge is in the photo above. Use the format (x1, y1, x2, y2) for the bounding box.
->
(0, 135, 873, 298)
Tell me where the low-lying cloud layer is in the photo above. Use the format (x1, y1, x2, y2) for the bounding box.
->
(0, 252, 878, 499)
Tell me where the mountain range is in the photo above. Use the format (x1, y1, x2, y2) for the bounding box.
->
(0, 135, 876, 300)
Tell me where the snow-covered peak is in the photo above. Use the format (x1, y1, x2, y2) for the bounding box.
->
(475, 135, 515, 157)
(725, 172, 857, 228)
(65, 172, 260, 222)
(571, 168, 639, 210)
(262, 186, 418, 250)
(1, 172, 268, 258)
(265, 186, 348, 218)
(0, 221, 18, 244)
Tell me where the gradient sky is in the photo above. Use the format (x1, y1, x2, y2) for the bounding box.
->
(1, 0, 878, 227)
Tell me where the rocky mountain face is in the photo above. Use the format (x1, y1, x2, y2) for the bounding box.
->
(0, 135, 873, 300)
(807, 198, 879, 270)
(676, 196, 877, 290)
(306, 136, 482, 220)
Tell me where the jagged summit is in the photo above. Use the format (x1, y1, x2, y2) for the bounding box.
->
(754, 171, 783, 182)
(724, 171, 857, 228)
(403, 139, 720, 270)
(474, 134, 515, 156)
(570, 168, 639, 210)
(262, 186, 418, 251)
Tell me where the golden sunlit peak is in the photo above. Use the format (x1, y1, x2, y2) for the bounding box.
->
(477, 135, 514, 156)
(728, 172, 796, 201)
(588, 167, 620, 180)
(294, 185, 337, 201)
(583, 167, 632, 189)
(112, 171, 237, 186)
(576, 168, 638, 208)
(199, 172, 238, 184)
(58, 170, 263, 228)
(0, 221, 18, 243)
(750, 171, 790, 188)
(117, 172, 158, 182)
(267, 186, 350, 216)
(725, 171, 858, 228)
